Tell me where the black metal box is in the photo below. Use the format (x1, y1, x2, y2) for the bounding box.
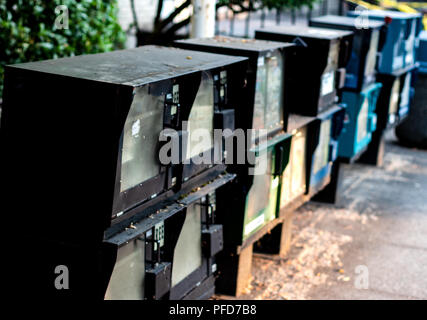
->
(255, 26, 353, 116)
(309, 15, 385, 92)
(103, 173, 235, 300)
(202, 224, 224, 257)
(375, 63, 418, 130)
(1, 46, 247, 244)
(145, 262, 172, 300)
(174, 36, 295, 138)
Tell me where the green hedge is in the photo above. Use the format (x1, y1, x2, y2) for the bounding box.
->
(0, 0, 125, 98)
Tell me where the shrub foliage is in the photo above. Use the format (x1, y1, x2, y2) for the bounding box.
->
(0, 0, 125, 98)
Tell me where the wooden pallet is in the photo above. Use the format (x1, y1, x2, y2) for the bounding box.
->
(357, 128, 386, 167)
(215, 160, 342, 297)
(215, 215, 286, 297)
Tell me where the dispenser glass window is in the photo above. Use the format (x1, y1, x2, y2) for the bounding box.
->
(281, 127, 307, 207)
(120, 85, 164, 192)
(186, 72, 214, 160)
(253, 58, 267, 132)
(252, 50, 284, 139)
(245, 150, 273, 227)
(389, 78, 401, 115)
(365, 30, 380, 77)
(265, 51, 284, 133)
(400, 73, 412, 108)
(171, 204, 202, 287)
(346, 34, 362, 85)
(321, 42, 340, 97)
(357, 98, 369, 143)
(312, 119, 331, 174)
(328, 41, 340, 71)
(105, 239, 145, 300)
(405, 20, 416, 65)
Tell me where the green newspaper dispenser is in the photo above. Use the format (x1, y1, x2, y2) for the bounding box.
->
(242, 134, 291, 241)
(214, 133, 291, 296)
(216, 133, 291, 247)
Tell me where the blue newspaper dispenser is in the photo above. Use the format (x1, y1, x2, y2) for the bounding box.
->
(348, 10, 422, 74)
(338, 82, 382, 160)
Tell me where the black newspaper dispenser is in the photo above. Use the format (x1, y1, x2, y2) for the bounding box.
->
(1, 46, 247, 298)
(255, 26, 353, 116)
(175, 36, 295, 135)
(309, 15, 385, 92)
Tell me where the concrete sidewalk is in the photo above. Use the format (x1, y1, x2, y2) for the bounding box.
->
(240, 131, 427, 300)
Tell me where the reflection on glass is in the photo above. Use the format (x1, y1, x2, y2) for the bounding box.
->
(389, 78, 401, 115)
(399, 73, 412, 108)
(281, 127, 307, 207)
(253, 60, 267, 132)
(328, 41, 340, 71)
(171, 204, 202, 287)
(266, 53, 284, 132)
(357, 98, 369, 143)
(312, 119, 331, 174)
(405, 19, 416, 65)
(346, 35, 362, 87)
(252, 50, 284, 139)
(186, 72, 214, 160)
(105, 240, 145, 300)
(321, 42, 340, 97)
(320, 71, 335, 97)
(245, 150, 272, 222)
(121, 85, 164, 192)
(365, 30, 380, 77)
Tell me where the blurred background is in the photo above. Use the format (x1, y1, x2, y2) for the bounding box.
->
(1, 0, 426, 100)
